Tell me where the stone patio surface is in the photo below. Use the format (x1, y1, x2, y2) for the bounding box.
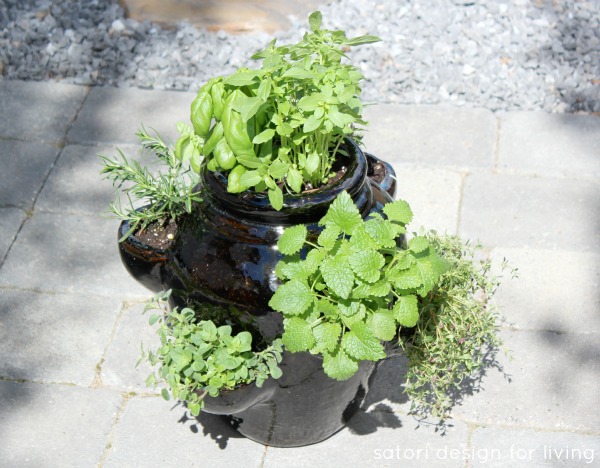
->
(0, 78, 598, 467)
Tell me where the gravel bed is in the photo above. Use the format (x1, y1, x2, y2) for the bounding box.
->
(1, 0, 599, 112)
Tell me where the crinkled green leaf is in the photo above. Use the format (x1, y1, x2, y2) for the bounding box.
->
(318, 224, 341, 251)
(352, 279, 391, 298)
(368, 309, 397, 341)
(314, 298, 340, 318)
(312, 322, 342, 353)
(320, 255, 354, 299)
(323, 346, 358, 381)
(413, 249, 450, 296)
(268, 279, 315, 315)
(383, 199, 413, 224)
(349, 224, 380, 251)
(389, 264, 425, 290)
(364, 218, 397, 248)
(394, 250, 415, 270)
(320, 191, 362, 235)
(337, 299, 364, 317)
(282, 317, 315, 352)
(393, 295, 419, 327)
(409, 236, 430, 254)
(342, 323, 386, 361)
(278, 224, 307, 255)
(348, 250, 385, 283)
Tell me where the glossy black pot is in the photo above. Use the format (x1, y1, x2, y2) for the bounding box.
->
(118, 139, 398, 447)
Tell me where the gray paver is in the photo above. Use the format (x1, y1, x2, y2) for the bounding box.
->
(362, 354, 412, 414)
(0, 290, 121, 385)
(67, 86, 195, 145)
(452, 330, 600, 432)
(492, 248, 600, 333)
(459, 173, 600, 251)
(104, 396, 265, 467)
(0, 208, 26, 262)
(0, 381, 121, 467)
(363, 105, 497, 169)
(264, 411, 469, 467)
(36, 143, 139, 216)
(101, 302, 161, 392)
(471, 427, 600, 467)
(0, 139, 60, 209)
(392, 164, 463, 234)
(497, 112, 600, 181)
(0, 80, 88, 143)
(0, 212, 150, 298)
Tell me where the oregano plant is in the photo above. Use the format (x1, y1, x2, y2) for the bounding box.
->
(268, 191, 450, 380)
(175, 11, 380, 210)
(141, 291, 283, 416)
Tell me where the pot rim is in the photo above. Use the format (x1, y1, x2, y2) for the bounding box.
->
(199, 138, 368, 224)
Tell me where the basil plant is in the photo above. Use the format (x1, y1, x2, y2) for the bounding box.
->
(175, 11, 380, 210)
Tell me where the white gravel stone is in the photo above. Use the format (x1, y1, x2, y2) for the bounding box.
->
(0, 0, 598, 112)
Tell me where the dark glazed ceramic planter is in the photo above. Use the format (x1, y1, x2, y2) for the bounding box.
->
(118, 139, 398, 447)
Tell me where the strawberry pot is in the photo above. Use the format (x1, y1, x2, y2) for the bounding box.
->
(119, 139, 399, 446)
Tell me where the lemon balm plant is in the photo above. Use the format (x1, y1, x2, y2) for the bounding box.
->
(175, 11, 380, 209)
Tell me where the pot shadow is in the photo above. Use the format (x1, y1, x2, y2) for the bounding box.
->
(176, 404, 245, 450)
(354, 344, 512, 435)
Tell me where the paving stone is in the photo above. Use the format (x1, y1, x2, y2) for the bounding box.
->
(363, 105, 497, 170)
(459, 173, 600, 251)
(104, 396, 265, 467)
(452, 330, 600, 432)
(0, 290, 122, 386)
(0, 208, 26, 262)
(392, 164, 463, 234)
(264, 410, 469, 467)
(0, 80, 87, 143)
(0, 139, 60, 209)
(36, 143, 140, 216)
(101, 302, 161, 392)
(67, 86, 195, 146)
(0, 381, 121, 467)
(492, 248, 600, 333)
(497, 112, 600, 181)
(471, 427, 600, 467)
(362, 354, 412, 415)
(0, 212, 150, 299)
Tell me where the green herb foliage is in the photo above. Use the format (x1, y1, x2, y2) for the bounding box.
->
(269, 191, 449, 380)
(100, 127, 201, 241)
(400, 234, 514, 420)
(141, 291, 283, 416)
(177, 11, 380, 210)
